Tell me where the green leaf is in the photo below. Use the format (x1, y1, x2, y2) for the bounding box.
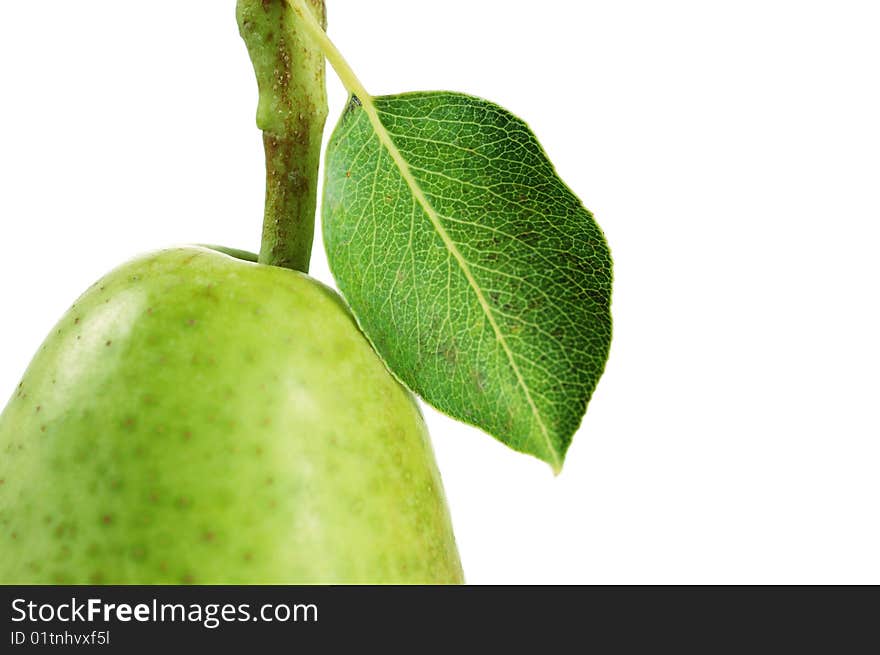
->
(322, 91, 612, 472)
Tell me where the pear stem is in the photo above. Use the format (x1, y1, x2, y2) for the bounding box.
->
(237, 0, 328, 273)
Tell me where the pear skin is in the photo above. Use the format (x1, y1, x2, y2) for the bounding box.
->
(0, 247, 463, 584)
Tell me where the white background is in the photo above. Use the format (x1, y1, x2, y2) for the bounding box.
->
(1, 1, 878, 584)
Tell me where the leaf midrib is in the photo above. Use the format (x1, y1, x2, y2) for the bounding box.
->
(357, 97, 562, 472)
(287, 0, 563, 471)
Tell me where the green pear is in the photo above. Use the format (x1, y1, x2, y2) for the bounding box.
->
(0, 246, 463, 584)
